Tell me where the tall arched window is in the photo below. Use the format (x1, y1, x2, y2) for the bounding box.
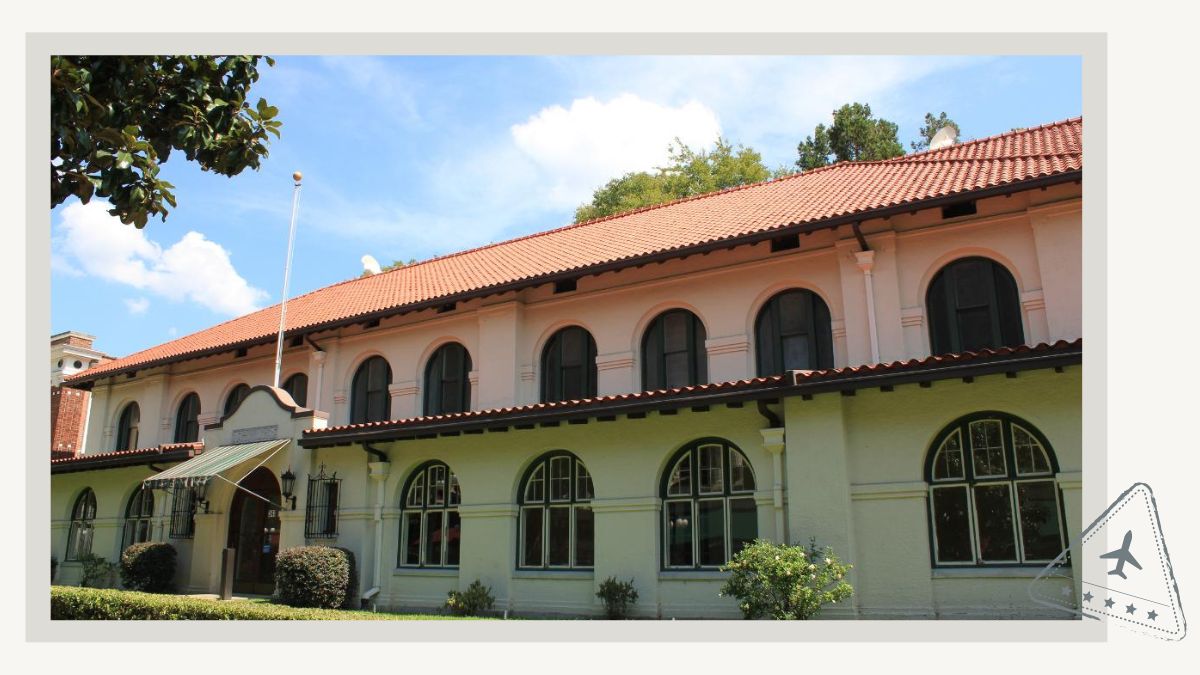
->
(223, 383, 251, 417)
(755, 289, 834, 375)
(122, 487, 155, 549)
(642, 309, 707, 390)
(662, 439, 757, 569)
(174, 392, 201, 443)
(283, 372, 308, 408)
(399, 461, 461, 568)
(66, 488, 97, 560)
(541, 326, 597, 403)
(926, 257, 1024, 354)
(424, 343, 471, 416)
(351, 356, 392, 424)
(115, 402, 140, 451)
(518, 451, 594, 569)
(926, 412, 1066, 566)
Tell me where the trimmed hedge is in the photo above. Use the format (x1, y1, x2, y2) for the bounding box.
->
(333, 546, 359, 610)
(273, 546, 350, 609)
(120, 542, 177, 592)
(49, 586, 473, 620)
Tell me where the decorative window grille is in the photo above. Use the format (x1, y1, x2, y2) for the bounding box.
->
(305, 466, 341, 538)
(169, 486, 197, 539)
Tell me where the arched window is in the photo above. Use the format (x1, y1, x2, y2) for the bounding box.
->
(174, 392, 201, 443)
(223, 383, 251, 417)
(541, 326, 597, 403)
(642, 309, 707, 390)
(424, 343, 471, 416)
(926, 412, 1065, 566)
(927, 257, 1024, 354)
(755, 289, 834, 375)
(398, 461, 461, 568)
(122, 487, 155, 549)
(283, 372, 308, 408)
(661, 439, 757, 569)
(518, 452, 594, 569)
(66, 488, 97, 560)
(115, 402, 140, 451)
(351, 356, 392, 424)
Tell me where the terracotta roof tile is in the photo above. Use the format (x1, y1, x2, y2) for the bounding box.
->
(70, 118, 1082, 383)
(50, 442, 203, 467)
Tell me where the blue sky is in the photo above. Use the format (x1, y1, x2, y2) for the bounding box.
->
(50, 55, 1081, 358)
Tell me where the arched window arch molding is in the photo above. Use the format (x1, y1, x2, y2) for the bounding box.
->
(349, 354, 393, 424)
(220, 381, 252, 418)
(628, 300, 712, 356)
(530, 319, 600, 371)
(280, 371, 309, 408)
(412, 336, 475, 386)
(923, 253, 1027, 355)
(122, 485, 156, 549)
(750, 286, 837, 375)
(638, 307, 710, 391)
(113, 400, 141, 451)
(421, 341, 473, 416)
(916, 248, 1029, 311)
(538, 324, 599, 403)
(173, 391, 202, 443)
(743, 280, 840, 338)
(340, 349, 392, 395)
(397, 460, 462, 568)
(65, 488, 97, 561)
(516, 450, 595, 570)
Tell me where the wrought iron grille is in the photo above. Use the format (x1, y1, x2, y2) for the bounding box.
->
(305, 467, 341, 538)
(169, 486, 196, 539)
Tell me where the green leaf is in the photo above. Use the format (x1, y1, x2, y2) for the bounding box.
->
(115, 151, 132, 169)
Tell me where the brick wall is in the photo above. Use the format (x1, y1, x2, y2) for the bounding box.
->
(51, 386, 89, 459)
(53, 334, 96, 349)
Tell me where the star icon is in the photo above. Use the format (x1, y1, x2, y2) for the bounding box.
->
(1104, 597, 1115, 608)
(1083, 591, 1094, 603)
(1147, 610, 1158, 621)
(1126, 603, 1137, 615)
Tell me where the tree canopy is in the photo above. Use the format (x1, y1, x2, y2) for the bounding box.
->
(911, 112, 961, 151)
(51, 55, 282, 228)
(795, 102, 905, 171)
(574, 138, 781, 223)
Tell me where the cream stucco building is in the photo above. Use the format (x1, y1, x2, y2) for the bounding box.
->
(51, 118, 1084, 619)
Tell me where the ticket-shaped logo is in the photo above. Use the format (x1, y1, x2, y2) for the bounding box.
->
(1031, 483, 1186, 640)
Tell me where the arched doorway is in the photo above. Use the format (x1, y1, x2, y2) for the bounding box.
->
(226, 467, 283, 595)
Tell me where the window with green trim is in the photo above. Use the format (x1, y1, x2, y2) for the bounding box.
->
(351, 356, 392, 424)
(424, 343, 471, 416)
(115, 402, 140, 451)
(662, 439, 757, 569)
(754, 289, 834, 375)
(926, 257, 1024, 354)
(642, 309, 707, 390)
(518, 452, 594, 569)
(541, 326, 597, 403)
(174, 392, 201, 443)
(399, 461, 462, 568)
(66, 488, 97, 561)
(122, 486, 155, 549)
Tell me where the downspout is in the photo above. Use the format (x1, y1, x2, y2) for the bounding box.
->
(757, 400, 788, 543)
(852, 224, 881, 364)
(362, 443, 389, 609)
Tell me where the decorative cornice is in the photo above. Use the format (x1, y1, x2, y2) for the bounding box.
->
(1021, 289, 1046, 312)
(901, 307, 925, 328)
(389, 381, 419, 398)
(705, 334, 751, 356)
(596, 351, 635, 372)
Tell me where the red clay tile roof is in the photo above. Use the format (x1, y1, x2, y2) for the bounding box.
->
(70, 118, 1083, 384)
(50, 442, 203, 473)
(301, 339, 1081, 447)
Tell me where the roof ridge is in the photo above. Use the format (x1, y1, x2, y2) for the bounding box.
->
(900, 115, 1082, 161)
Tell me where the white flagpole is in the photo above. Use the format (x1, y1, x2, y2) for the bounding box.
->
(273, 171, 303, 389)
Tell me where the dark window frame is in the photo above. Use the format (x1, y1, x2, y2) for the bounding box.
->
(304, 468, 341, 539)
(122, 486, 155, 550)
(924, 411, 1068, 568)
(754, 289, 835, 375)
(540, 326, 598, 403)
(398, 460, 462, 569)
(423, 343, 472, 416)
(517, 450, 595, 570)
(174, 392, 201, 443)
(926, 257, 1024, 355)
(641, 309, 708, 391)
(223, 383, 251, 417)
(115, 402, 140, 451)
(660, 438, 758, 570)
(169, 486, 196, 539)
(282, 372, 309, 408)
(65, 488, 97, 561)
(351, 356, 392, 424)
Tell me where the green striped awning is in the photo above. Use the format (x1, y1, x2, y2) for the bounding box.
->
(143, 439, 289, 491)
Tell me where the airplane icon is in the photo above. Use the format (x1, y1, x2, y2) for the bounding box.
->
(1100, 529, 1143, 580)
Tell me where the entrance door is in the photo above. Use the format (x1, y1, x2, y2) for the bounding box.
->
(226, 468, 282, 595)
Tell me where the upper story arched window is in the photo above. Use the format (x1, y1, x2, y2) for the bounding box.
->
(518, 451, 594, 569)
(541, 326, 597, 403)
(927, 257, 1024, 354)
(174, 392, 201, 443)
(424, 343, 471, 416)
(755, 289, 834, 375)
(115, 402, 140, 451)
(122, 486, 155, 549)
(642, 309, 707, 390)
(661, 439, 758, 569)
(926, 412, 1065, 566)
(283, 372, 308, 408)
(399, 461, 461, 568)
(66, 488, 97, 560)
(351, 356, 392, 424)
(223, 383, 251, 417)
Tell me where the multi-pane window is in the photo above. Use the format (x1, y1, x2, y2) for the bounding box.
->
(755, 289, 834, 375)
(122, 486, 155, 549)
(399, 462, 462, 568)
(642, 310, 708, 390)
(519, 452, 595, 569)
(663, 440, 757, 569)
(304, 469, 341, 538)
(351, 356, 392, 424)
(169, 487, 196, 539)
(926, 413, 1066, 566)
(541, 326, 598, 403)
(115, 402, 140, 451)
(283, 372, 309, 407)
(223, 383, 251, 417)
(424, 343, 472, 416)
(926, 257, 1024, 354)
(65, 488, 97, 561)
(174, 392, 201, 443)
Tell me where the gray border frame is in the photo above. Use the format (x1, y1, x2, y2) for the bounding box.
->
(28, 32, 1104, 642)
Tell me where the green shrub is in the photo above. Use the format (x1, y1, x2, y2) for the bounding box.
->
(446, 579, 494, 617)
(51, 556, 58, 582)
(77, 553, 116, 588)
(333, 546, 359, 609)
(719, 538, 854, 620)
(274, 546, 350, 609)
(596, 576, 639, 619)
(120, 542, 177, 592)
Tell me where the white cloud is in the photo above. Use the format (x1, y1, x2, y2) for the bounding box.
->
(55, 201, 269, 317)
(124, 297, 150, 315)
(511, 94, 721, 208)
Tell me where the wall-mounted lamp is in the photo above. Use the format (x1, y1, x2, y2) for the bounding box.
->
(281, 469, 297, 510)
(193, 481, 210, 514)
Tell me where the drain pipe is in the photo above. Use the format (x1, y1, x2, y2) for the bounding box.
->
(363, 443, 389, 609)
(756, 399, 788, 542)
